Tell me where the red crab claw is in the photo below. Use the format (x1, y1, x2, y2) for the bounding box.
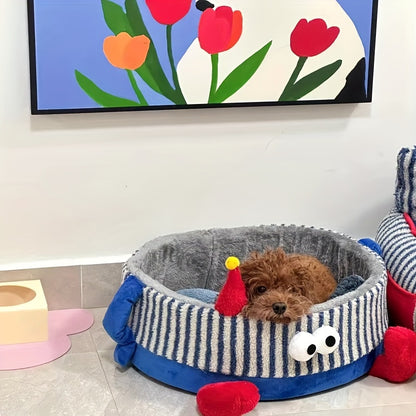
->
(369, 326, 416, 382)
(197, 381, 260, 416)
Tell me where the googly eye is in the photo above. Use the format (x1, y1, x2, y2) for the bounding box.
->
(313, 326, 340, 355)
(288, 331, 317, 362)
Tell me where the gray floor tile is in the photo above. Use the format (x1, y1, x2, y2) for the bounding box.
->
(98, 350, 198, 416)
(0, 352, 117, 416)
(82, 263, 123, 309)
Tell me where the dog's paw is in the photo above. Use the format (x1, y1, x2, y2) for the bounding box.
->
(196, 381, 260, 416)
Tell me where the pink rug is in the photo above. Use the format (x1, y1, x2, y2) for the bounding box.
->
(0, 309, 94, 370)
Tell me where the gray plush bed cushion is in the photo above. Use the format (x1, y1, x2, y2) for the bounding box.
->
(126, 225, 384, 310)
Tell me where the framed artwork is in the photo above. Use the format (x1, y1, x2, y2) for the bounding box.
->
(27, 0, 378, 114)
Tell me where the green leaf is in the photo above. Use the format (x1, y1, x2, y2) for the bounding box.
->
(279, 59, 342, 101)
(211, 41, 272, 104)
(124, 0, 185, 104)
(75, 70, 141, 107)
(101, 0, 133, 35)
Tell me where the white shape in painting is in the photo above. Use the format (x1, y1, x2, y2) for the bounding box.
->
(176, 0, 364, 104)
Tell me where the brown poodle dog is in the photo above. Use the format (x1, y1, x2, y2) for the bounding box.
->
(240, 248, 337, 324)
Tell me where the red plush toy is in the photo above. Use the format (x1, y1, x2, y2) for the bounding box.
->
(214, 257, 247, 316)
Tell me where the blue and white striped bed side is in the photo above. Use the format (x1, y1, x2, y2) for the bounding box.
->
(124, 276, 387, 379)
(395, 147, 416, 219)
(376, 211, 416, 293)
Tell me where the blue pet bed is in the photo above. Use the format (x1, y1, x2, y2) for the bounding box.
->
(103, 224, 387, 400)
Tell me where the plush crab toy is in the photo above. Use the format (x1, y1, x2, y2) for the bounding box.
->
(196, 254, 416, 416)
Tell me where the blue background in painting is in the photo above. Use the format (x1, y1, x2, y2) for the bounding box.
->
(31, 0, 375, 111)
(336, 0, 376, 88)
(33, 0, 201, 110)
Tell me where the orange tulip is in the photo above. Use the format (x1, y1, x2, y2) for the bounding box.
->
(103, 32, 150, 70)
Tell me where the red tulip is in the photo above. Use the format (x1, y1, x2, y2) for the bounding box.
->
(290, 18, 340, 57)
(198, 6, 243, 55)
(145, 0, 192, 25)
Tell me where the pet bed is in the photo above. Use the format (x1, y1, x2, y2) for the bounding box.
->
(103, 224, 388, 400)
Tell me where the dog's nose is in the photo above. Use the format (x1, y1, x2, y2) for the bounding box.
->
(272, 302, 287, 315)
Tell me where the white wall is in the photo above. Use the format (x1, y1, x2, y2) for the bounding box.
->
(0, 1, 415, 270)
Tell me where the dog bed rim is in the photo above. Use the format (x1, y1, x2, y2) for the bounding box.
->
(124, 223, 387, 312)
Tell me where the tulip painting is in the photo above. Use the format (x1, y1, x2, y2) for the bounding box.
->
(27, 0, 379, 113)
(198, 6, 271, 104)
(279, 18, 342, 102)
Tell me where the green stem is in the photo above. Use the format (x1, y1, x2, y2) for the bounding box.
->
(278, 56, 308, 101)
(127, 70, 148, 106)
(166, 24, 186, 104)
(208, 54, 219, 104)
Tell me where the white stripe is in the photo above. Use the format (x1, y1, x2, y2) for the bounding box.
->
(321, 311, 331, 372)
(165, 301, 178, 360)
(350, 299, 359, 361)
(197, 308, 210, 370)
(221, 317, 232, 374)
(148, 293, 164, 353)
(357, 294, 366, 357)
(261, 321, 271, 378)
(235, 316, 245, 376)
(286, 322, 297, 377)
(185, 307, 199, 366)
(273, 324, 284, 378)
(209, 311, 220, 372)
(247, 318, 258, 377)
(332, 307, 342, 368)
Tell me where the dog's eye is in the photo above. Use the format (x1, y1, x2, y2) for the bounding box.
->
(255, 286, 267, 294)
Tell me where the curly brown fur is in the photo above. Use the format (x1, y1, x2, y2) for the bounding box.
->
(240, 248, 337, 324)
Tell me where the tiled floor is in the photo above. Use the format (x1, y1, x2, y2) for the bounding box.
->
(1, 309, 415, 416)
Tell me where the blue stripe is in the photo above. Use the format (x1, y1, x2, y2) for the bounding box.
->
(282, 324, 289, 377)
(161, 298, 175, 357)
(193, 308, 204, 367)
(256, 320, 263, 377)
(217, 315, 225, 372)
(205, 309, 214, 369)
(243, 319, 251, 376)
(294, 320, 302, 375)
(172, 303, 183, 362)
(182, 305, 193, 365)
(270, 323, 276, 377)
(229, 317, 237, 373)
